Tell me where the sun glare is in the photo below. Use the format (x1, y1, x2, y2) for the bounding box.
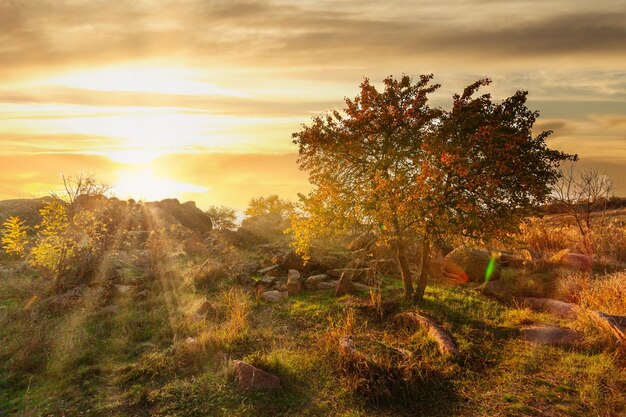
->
(112, 168, 207, 202)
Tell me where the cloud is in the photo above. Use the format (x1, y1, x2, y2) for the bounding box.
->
(1, 0, 625, 80)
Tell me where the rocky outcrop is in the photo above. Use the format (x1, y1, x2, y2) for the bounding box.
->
(443, 247, 501, 283)
(146, 199, 213, 233)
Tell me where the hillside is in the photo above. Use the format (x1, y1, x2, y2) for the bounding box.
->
(1, 198, 625, 416)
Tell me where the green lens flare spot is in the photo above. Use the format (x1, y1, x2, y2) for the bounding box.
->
(485, 254, 497, 283)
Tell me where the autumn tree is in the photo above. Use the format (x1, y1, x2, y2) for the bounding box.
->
(245, 195, 295, 219)
(206, 205, 238, 230)
(1, 216, 28, 257)
(292, 75, 441, 299)
(292, 75, 573, 301)
(410, 79, 574, 299)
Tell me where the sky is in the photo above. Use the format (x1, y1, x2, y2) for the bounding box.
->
(1, 0, 625, 209)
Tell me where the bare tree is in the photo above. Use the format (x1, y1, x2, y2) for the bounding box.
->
(552, 162, 615, 254)
(52, 173, 111, 220)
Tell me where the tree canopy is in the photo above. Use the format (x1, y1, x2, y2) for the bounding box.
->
(292, 75, 574, 301)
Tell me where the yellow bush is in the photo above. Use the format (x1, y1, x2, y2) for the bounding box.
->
(1, 216, 28, 257)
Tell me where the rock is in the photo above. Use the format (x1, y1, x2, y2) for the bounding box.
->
(261, 290, 288, 303)
(257, 275, 278, 287)
(258, 265, 279, 275)
(335, 273, 355, 297)
(519, 297, 578, 319)
(327, 268, 374, 283)
(236, 274, 255, 286)
(279, 251, 306, 271)
(234, 361, 281, 390)
(442, 247, 501, 283)
(239, 213, 288, 243)
(550, 250, 592, 272)
(305, 274, 328, 290)
(318, 280, 339, 290)
(286, 269, 302, 295)
(521, 325, 582, 346)
(185, 337, 198, 345)
(145, 198, 213, 233)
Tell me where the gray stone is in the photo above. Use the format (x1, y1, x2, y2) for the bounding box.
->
(305, 274, 328, 290)
(261, 290, 288, 303)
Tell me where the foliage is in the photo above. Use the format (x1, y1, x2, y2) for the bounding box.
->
(1, 216, 28, 257)
(205, 205, 237, 230)
(292, 75, 574, 301)
(29, 199, 109, 291)
(245, 194, 295, 219)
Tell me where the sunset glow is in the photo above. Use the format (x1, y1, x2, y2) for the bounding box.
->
(1, 0, 624, 208)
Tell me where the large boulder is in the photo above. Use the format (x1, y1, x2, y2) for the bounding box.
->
(549, 249, 592, 272)
(442, 247, 501, 283)
(145, 199, 213, 233)
(238, 213, 289, 243)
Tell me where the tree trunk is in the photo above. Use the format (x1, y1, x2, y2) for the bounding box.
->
(394, 241, 414, 300)
(414, 236, 431, 303)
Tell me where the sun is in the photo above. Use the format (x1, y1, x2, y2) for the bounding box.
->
(111, 167, 207, 202)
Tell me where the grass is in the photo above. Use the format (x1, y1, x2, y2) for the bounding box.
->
(1, 240, 626, 416)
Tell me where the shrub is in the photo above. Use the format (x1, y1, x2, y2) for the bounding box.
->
(1, 216, 28, 257)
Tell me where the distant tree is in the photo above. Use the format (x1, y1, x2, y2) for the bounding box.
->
(206, 205, 237, 230)
(292, 75, 573, 301)
(551, 162, 615, 254)
(1, 216, 28, 257)
(245, 195, 295, 219)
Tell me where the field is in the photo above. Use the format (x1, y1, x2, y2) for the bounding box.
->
(1, 204, 625, 417)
